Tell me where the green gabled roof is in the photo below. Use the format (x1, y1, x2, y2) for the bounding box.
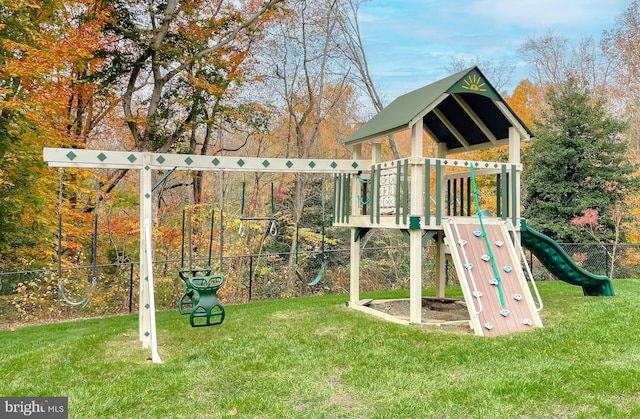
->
(343, 66, 533, 150)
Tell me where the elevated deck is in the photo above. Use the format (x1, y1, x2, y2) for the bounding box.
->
(332, 157, 521, 231)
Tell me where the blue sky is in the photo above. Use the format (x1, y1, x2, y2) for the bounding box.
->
(358, 0, 632, 103)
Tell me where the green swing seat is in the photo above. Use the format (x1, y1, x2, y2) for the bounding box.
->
(178, 268, 225, 327)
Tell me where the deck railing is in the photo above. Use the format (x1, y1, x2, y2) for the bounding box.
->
(333, 158, 522, 229)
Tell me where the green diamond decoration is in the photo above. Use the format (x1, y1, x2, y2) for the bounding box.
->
(66, 151, 77, 160)
(237, 159, 245, 167)
(128, 154, 137, 163)
(262, 160, 270, 168)
(145, 165, 150, 171)
(97, 152, 107, 162)
(145, 276, 149, 281)
(212, 158, 220, 166)
(485, 163, 490, 168)
(145, 304, 150, 309)
(309, 161, 316, 168)
(351, 162, 359, 169)
(144, 331, 150, 337)
(145, 193, 150, 199)
(286, 160, 293, 168)
(330, 161, 338, 169)
(156, 155, 165, 164)
(444, 160, 449, 165)
(185, 157, 193, 165)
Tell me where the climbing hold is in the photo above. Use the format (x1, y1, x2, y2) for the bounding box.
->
(489, 278, 499, 286)
(473, 230, 482, 237)
(500, 309, 510, 317)
(464, 263, 473, 270)
(481, 254, 491, 262)
(503, 265, 513, 273)
(514, 293, 523, 301)
(495, 240, 504, 247)
(523, 318, 532, 326)
(485, 322, 494, 330)
(458, 239, 467, 246)
(473, 290, 483, 298)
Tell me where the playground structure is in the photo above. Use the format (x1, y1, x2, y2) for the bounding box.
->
(43, 66, 615, 361)
(332, 66, 613, 335)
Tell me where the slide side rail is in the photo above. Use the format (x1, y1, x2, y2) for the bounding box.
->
(503, 219, 543, 312)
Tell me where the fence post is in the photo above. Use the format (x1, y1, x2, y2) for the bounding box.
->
(128, 263, 134, 314)
(248, 255, 254, 302)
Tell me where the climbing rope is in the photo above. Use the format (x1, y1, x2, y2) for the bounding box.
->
(357, 196, 371, 205)
(469, 165, 505, 307)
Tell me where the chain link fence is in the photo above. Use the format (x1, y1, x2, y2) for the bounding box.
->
(1, 243, 639, 326)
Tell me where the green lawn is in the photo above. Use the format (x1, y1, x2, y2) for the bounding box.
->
(2, 280, 640, 418)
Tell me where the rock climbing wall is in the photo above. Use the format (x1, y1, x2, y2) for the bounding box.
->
(444, 220, 542, 336)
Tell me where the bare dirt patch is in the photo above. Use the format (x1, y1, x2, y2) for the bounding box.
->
(368, 297, 470, 324)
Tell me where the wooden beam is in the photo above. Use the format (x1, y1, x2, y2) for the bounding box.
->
(433, 109, 470, 150)
(409, 93, 450, 127)
(452, 94, 497, 144)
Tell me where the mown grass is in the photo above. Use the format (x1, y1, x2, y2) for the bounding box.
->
(2, 280, 640, 418)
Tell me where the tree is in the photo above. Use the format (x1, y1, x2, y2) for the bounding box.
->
(446, 56, 514, 94)
(0, 0, 108, 275)
(335, 0, 400, 159)
(602, 0, 640, 155)
(261, 0, 353, 290)
(97, 0, 284, 207)
(518, 30, 614, 95)
(570, 206, 626, 278)
(522, 77, 636, 243)
(505, 79, 545, 129)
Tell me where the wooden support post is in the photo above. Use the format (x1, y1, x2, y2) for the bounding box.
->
(372, 143, 382, 225)
(435, 231, 446, 298)
(435, 143, 448, 298)
(349, 144, 364, 305)
(139, 153, 161, 363)
(139, 154, 150, 347)
(508, 127, 521, 221)
(350, 228, 360, 305)
(409, 123, 424, 324)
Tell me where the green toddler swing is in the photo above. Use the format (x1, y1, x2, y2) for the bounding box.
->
(56, 169, 99, 306)
(294, 179, 327, 287)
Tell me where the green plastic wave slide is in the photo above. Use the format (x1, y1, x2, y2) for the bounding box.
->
(520, 220, 614, 296)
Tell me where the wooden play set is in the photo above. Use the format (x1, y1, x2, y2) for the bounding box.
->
(44, 67, 613, 362)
